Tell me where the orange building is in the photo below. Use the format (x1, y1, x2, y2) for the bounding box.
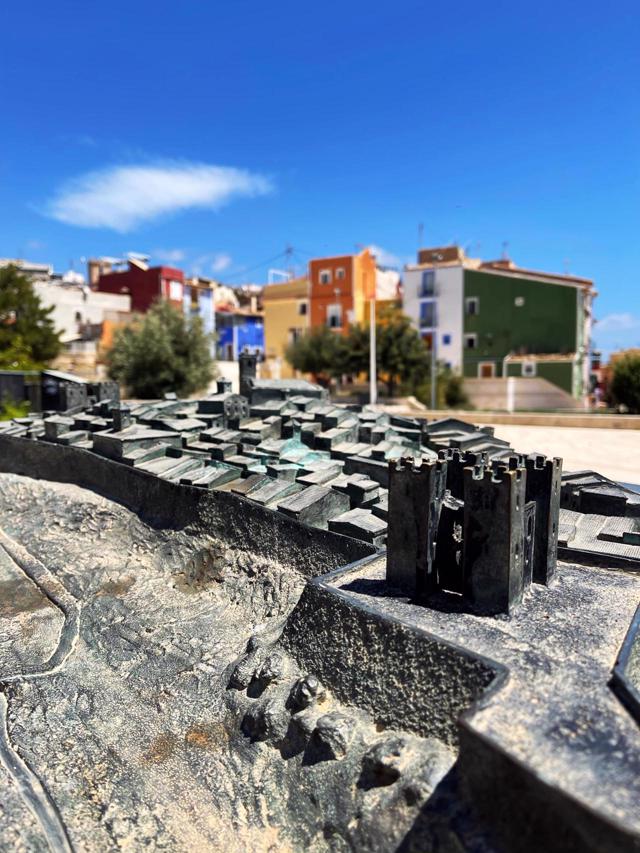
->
(308, 249, 376, 334)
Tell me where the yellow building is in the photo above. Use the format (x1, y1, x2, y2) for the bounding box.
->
(262, 277, 309, 379)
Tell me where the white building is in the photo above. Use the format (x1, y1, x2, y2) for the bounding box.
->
(34, 281, 132, 378)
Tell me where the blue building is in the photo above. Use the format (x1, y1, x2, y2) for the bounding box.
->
(216, 308, 265, 361)
(183, 278, 216, 356)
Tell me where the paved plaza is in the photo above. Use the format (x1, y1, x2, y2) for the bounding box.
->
(491, 424, 640, 485)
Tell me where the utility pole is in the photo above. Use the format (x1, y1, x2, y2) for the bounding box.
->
(430, 251, 442, 411)
(430, 322, 437, 410)
(369, 291, 377, 405)
(284, 244, 294, 278)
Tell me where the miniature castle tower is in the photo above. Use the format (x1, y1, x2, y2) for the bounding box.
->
(438, 448, 487, 500)
(386, 457, 447, 598)
(462, 462, 527, 614)
(386, 450, 562, 615)
(525, 454, 562, 584)
(239, 350, 258, 400)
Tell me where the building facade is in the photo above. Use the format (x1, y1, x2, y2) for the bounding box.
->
(94, 258, 216, 354)
(95, 258, 186, 313)
(215, 310, 264, 361)
(262, 277, 309, 379)
(403, 247, 594, 399)
(308, 249, 376, 334)
(31, 281, 131, 378)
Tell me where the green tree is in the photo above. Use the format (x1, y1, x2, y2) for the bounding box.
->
(0, 265, 61, 367)
(107, 300, 215, 398)
(285, 326, 351, 386)
(287, 307, 435, 397)
(340, 305, 430, 397)
(414, 365, 470, 409)
(0, 396, 30, 421)
(609, 351, 640, 413)
(373, 306, 431, 397)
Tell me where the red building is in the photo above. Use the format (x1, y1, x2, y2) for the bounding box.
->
(93, 258, 185, 313)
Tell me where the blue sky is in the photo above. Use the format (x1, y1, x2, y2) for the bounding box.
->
(1, 1, 639, 354)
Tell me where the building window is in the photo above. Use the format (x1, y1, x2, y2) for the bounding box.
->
(515, 296, 525, 307)
(420, 270, 435, 297)
(464, 333, 477, 349)
(420, 301, 437, 327)
(522, 360, 537, 377)
(169, 280, 183, 301)
(298, 301, 308, 316)
(442, 333, 451, 345)
(327, 303, 342, 328)
(288, 328, 303, 345)
(336, 267, 345, 280)
(74, 311, 83, 323)
(319, 269, 332, 285)
(465, 297, 479, 316)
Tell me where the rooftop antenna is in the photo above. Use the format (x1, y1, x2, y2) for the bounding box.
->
(501, 241, 510, 260)
(284, 244, 294, 278)
(563, 258, 570, 274)
(418, 223, 424, 249)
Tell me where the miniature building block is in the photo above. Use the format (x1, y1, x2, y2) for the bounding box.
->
(93, 427, 182, 460)
(344, 455, 391, 487)
(224, 394, 251, 424)
(328, 508, 387, 546)
(43, 415, 74, 441)
(277, 484, 349, 530)
(181, 462, 241, 489)
(245, 478, 304, 507)
(315, 426, 359, 451)
(266, 462, 299, 481)
(231, 474, 272, 496)
(109, 404, 132, 432)
(387, 457, 447, 598)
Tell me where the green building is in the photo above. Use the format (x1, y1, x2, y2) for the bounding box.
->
(403, 247, 595, 402)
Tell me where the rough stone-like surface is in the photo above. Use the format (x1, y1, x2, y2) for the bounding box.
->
(311, 555, 640, 853)
(0, 473, 462, 852)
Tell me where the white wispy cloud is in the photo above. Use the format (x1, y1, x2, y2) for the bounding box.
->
(153, 248, 186, 263)
(211, 253, 232, 273)
(190, 252, 233, 276)
(366, 244, 402, 268)
(596, 313, 640, 333)
(45, 161, 273, 232)
(594, 313, 640, 357)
